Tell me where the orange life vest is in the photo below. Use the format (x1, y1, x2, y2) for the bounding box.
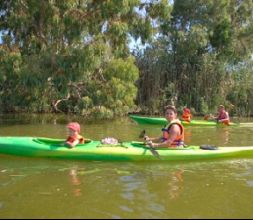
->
(162, 119, 185, 147)
(66, 135, 85, 145)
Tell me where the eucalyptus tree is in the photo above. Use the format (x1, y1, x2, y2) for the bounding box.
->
(135, 0, 253, 115)
(0, 0, 159, 117)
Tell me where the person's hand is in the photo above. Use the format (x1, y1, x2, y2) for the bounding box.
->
(147, 140, 157, 148)
(66, 141, 75, 148)
(144, 135, 150, 143)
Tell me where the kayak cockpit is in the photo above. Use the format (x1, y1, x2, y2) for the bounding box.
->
(33, 137, 92, 146)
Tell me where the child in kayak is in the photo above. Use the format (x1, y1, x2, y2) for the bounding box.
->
(181, 107, 192, 123)
(144, 105, 185, 148)
(65, 122, 85, 148)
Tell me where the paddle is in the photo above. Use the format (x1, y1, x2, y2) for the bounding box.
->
(139, 129, 161, 159)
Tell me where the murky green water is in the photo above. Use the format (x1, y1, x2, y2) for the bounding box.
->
(1, 114, 253, 218)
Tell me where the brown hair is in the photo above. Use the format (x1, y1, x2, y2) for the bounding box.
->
(164, 105, 177, 114)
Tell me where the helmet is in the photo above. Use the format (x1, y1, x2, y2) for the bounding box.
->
(67, 122, 80, 133)
(183, 107, 191, 113)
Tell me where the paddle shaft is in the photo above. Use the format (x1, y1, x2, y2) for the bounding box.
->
(139, 130, 161, 159)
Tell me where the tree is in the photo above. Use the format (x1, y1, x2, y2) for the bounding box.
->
(135, 0, 253, 115)
(0, 0, 159, 117)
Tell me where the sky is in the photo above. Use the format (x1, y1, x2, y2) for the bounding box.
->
(0, 31, 2, 44)
(0, 31, 146, 52)
(128, 36, 148, 53)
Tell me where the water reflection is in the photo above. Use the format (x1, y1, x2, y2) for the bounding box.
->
(1, 157, 253, 218)
(184, 129, 193, 144)
(0, 201, 4, 209)
(69, 168, 82, 197)
(217, 127, 230, 145)
(168, 169, 184, 200)
(116, 164, 187, 217)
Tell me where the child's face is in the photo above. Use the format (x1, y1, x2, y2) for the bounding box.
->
(67, 128, 77, 137)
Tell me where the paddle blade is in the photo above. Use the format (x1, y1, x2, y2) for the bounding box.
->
(139, 129, 146, 138)
(149, 147, 161, 159)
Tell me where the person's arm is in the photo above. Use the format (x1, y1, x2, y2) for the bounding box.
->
(65, 139, 79, 148)
(208, 113, 218, 121)
(144, 135, 162, 143)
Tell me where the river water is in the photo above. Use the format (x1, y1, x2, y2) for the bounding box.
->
(1, 114, 253, 218)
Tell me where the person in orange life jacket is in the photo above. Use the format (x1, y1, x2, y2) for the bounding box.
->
(181, 107, 192, 122)
(144, 105, 185, 148)
(65, 122, 85, 148)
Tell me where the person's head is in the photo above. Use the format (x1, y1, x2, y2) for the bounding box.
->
(67, 122, 81, 136)
(164, 105, 178, 121)
(218, 105, 225, 112)
(183, 107, 191, 113)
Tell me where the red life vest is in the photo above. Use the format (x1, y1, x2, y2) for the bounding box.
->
(162, 119, 185, 147)
(218, 111, 230, 125)
(66, 135, 85, 145)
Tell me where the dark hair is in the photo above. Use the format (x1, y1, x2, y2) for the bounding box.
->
(164, 105, 177, 114)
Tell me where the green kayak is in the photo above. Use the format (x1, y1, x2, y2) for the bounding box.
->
(1, 136, 253, 161)
(129, 115, 238, 126)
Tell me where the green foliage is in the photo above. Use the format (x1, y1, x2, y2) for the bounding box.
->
(0, 0, 147, 117)
(210, 18, 232, 52)
(89, 106, 114, 120)
(199, 97, 209, 115)
(135, 0, 253, 116)
(98, 57, 139, 116)
(0, 48, 24, 112)
(226, 62, 253, 116)
(104, 56, 138, 81)
(1, 0, 253, 118)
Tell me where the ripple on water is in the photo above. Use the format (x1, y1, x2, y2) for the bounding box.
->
(246, 180, 253, 187)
